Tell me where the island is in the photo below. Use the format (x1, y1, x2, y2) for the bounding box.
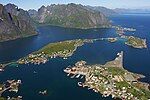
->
(0, 80, 22, 100)
(112, 26, 136, 36)
(64, 51, 150, 100)
(0, 35, 147, 72)
(112, 25, 147, 49)
(17, 39, 99, 65)
(124, 36, 147, 49)
(0, 38, 106, 71)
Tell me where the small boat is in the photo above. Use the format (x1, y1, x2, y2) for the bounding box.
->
(76, 74, 80, 78)
(78, 82, 83, 87)
(71, 75, 75, 78)
(80, 76, 84, 79)
(67, 73, 70, 76)
(63, 57, 67, 59)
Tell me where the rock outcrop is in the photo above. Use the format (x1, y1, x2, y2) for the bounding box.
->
(0, 3, 37, 42)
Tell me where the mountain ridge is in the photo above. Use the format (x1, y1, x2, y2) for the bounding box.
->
(0, 3, 37, 42)
(85, 5, 117, 16)
(28, 3, 111, 29)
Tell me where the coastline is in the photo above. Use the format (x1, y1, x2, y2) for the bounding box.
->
(36, 24, 112, 30)
(64, 51, 150, 99)
(0, 33, 38, 43)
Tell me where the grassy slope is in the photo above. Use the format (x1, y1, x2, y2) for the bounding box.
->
(35, 39, 83, 55)
(125, 36, 145, 47)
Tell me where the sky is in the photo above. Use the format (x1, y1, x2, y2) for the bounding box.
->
(1, 0, 150, 10)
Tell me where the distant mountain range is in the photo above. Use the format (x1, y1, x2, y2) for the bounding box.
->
(1, 3, 150, 42)
(113, 8, 150, 14)
(85, 6, 117, 16)
(86, 6, 150, 15)
(28, 3, 111, 29)
(0, 3, 37, 42)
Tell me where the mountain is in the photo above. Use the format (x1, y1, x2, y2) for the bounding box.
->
(28, 3, 111, 29)
(114, 8, 150, 14)
(0, 3, 37, 42)
(28, 9, 38, 20)
(85, 6, 117, 16)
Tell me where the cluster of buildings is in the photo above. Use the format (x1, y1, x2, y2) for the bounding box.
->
(0, 64, 4, 72)
(84, 66, 142, 100)
(18, 52, 48, 65)
(0, 79, 22, 99)
(112, 26, 136, 36)
(17, 49, 75, 65)
(7, 80, 22, 93)
(64, 52, 150, 100)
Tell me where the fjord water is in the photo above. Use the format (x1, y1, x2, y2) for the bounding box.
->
(0, 14, 150, 100)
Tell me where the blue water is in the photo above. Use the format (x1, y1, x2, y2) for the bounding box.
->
(0, 14, 150, 100)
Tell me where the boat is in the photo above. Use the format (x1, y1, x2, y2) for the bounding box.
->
(78, 82, 83, 87)
(76, 74, 80, 78)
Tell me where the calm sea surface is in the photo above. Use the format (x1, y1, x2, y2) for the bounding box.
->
(0, 14, 150, 100)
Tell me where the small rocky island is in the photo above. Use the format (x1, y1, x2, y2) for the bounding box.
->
(124, 36, 147, 49)
(64, 51, 150, 100)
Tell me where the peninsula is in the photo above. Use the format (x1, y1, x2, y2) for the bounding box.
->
(17, 39, 98, 65)
(0, 38, 105, 71)
(64, 51, 150, 100)
(0, 35, 147, 72)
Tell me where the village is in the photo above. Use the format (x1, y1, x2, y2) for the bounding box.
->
(0, 35, 147, 73)
(112, 26, 136, 36)
(0, 39, 104, 72)
(64, 51, 150, 100)
(112, 25, 147, 49)
(17, 39, 86, 65)
(0, 79, 22, 100)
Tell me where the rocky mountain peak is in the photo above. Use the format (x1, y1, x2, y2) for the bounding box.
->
(0, 3, 37, 42)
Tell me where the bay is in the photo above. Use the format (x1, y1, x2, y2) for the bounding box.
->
(0, 14, 150, 100)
